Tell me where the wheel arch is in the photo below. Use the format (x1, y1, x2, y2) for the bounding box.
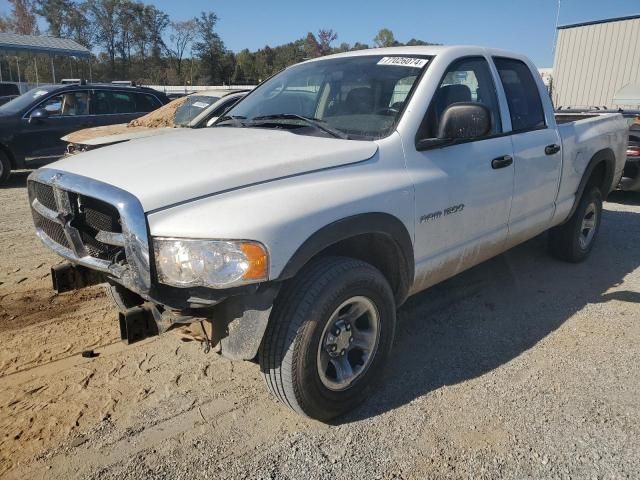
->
(567, 148, 616, 219)
(278, 212, 415, 305)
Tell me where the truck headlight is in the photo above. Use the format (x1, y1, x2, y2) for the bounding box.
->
(153, 238, 268, 288)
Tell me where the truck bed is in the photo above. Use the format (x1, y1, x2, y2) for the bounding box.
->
(554, 113, 601, 124)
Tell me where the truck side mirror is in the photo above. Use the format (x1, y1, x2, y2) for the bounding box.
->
(29, 108, 50, 124)
(438, 103, 491, 140)
(416, 103, 491, 150)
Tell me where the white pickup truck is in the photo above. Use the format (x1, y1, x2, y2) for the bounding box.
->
(28, 46, 627, 421)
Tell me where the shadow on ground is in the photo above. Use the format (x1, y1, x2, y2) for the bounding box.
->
(608, 190, 640, 206)
(342, 208, 640, 423)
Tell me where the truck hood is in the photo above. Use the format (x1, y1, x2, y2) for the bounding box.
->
(49, 127, 379, 212)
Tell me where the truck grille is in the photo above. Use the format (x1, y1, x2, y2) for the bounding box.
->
(32, 209, 71, 249)
(28, 180, 126, 264)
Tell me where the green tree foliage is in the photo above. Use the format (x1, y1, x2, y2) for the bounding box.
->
(373, 28, 396, 48)
(8, 0, 39, 34)
(192, 11, 227, 83)
(3, 2, 437, 86)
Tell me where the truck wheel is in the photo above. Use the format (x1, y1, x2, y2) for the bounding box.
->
(259, 256, 396, 421)
(549, 186, 603, 262)
(0, 151, 10, 186)
(105, 283, 144, 312)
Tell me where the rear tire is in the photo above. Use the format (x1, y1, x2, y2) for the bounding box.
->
(259, 256, 396, 421)
(0, 151, 11, 186)
(549, 186, 603, 262)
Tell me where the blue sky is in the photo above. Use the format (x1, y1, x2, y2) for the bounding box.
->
(1, 0, 638, 66)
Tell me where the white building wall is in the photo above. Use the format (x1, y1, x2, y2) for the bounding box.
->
(552, 16, 640, 108)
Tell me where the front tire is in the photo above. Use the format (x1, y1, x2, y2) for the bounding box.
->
(259, 256, 396, 421)
(549, 186, 603, 262)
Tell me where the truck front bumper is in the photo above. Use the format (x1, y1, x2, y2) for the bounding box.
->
(51, 261, 279, 360)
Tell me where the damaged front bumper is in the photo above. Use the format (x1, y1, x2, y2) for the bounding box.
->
(51, 261, 279, 360)
(30, 168, 279, 360)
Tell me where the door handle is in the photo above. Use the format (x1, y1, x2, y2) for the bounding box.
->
(491, 155, 513, 169)
(545, 144, 561, 155)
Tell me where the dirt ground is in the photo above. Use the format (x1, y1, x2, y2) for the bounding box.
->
(1, 169, 639, 479)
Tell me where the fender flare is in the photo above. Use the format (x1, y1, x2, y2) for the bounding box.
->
(567, 148, 616, 219)
(278, 212, 415, 301)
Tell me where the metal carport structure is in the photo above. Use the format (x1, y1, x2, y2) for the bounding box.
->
(0, 32, 92, 85)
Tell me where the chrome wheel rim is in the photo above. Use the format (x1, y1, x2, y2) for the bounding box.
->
(579, 202, 598, 249)
(316, 296, 380, 391)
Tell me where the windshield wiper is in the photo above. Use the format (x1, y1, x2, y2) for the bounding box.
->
(250, 114, 350, 139)
(214, 115, 247, 127)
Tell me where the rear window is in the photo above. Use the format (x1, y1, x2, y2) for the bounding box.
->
(93, 90, 160, 115)
(134, 93, 162, 113)
(493, 57, 546, 132)
(93, 91, 136, 114)
(174, 95, 219, 126)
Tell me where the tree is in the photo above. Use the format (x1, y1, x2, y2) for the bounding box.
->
(351, 42, 369, 51)
(193, 11, 226, 83)
(88, 0, 120, 74)
(303, 32, 320, 59)
(0, 15, 13, 32)
(8, 0, 39, 35)
(317, 28, 337, 56)
(373, 28, 395, 48)
(37, 0, 93, 48)
(406, 38, 436, 46)
(143, 5, 169, 60)
(166, 19, 197, 78)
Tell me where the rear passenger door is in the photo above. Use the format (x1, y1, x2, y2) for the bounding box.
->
(90, 90, 161, 127)
(492, 57, 562, 247)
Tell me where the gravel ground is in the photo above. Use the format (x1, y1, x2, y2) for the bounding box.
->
(1, 170, 639, 479)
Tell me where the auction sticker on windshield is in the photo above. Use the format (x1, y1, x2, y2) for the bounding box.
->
(377, 57, 429, 68)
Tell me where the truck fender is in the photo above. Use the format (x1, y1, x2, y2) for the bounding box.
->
(567, 148, 615, 219)
(278, 212, 415, 302)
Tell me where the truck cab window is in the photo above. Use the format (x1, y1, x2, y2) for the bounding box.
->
(420, 57, 502, 140)
(493, 57, 546, 132)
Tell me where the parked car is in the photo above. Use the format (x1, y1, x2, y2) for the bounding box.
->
(622, 121, 640, 191)
(0, 82, 20, 106)
(62, 90, 248, 154)
(28, 46, 627, 421)
(0, 83, 169, 185)
(557, 108, 640, 191)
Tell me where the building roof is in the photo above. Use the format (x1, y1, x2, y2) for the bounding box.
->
(0, 32, 91, 57)
(558, 14, 640, 30)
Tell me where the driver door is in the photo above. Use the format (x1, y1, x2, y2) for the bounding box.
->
(24, 90, 92, 158)
(402, 56, 515, 291)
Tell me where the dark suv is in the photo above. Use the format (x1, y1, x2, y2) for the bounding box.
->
(0, 83, 169, 185)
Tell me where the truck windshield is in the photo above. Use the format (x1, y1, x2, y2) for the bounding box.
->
(218, 55, 431, 140)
